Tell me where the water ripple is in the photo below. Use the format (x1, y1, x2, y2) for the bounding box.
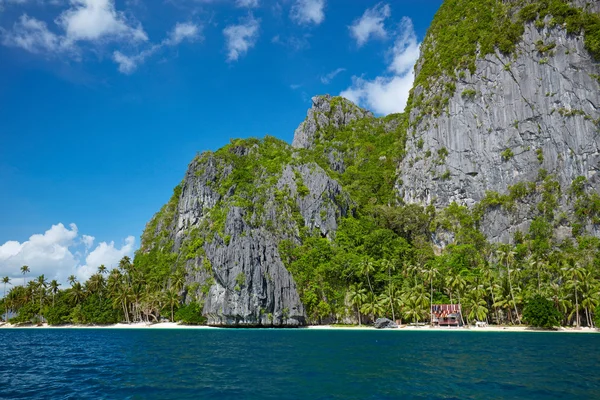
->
(0, 329, 599, 399)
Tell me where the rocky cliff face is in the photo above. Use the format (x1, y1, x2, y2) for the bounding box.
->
(398, 0, 600, 242)
(137, 0, 600, 326)
(138, 126, 355, 326)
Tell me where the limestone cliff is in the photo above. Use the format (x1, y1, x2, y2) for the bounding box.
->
(138, 132, 354, 327)
(398, 0, 600, 242)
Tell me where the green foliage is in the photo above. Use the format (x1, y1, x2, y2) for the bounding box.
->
(535, 40, 556, 53)
(461, 89, 476, 99)
(235, 273, 246, 291)
(536, 148, 544, 163)
(501, 148, 514, 161)
(523, 295, 562, 328)
(174, 302, 207, 325)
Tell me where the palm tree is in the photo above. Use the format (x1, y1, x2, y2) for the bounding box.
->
(562, 262, 584, 327)
(464, 284, 488, 324)
(360, 292, 384, 321)
(36, 275, 48, 321)
(67, 282, 85, 306)
(2, 277, 11, 322)
(165, 287, 180, 322)
(348, 284, 367, 325)
(380, 258, 397, 321)
(496, 248, 520, 324)
(422, 264, 440, 324)
(98, 265, 108, 275)
(402, 296, 427, 324)
(359, 257, 376, 296)
(21, 265, 30, 286)
(446, 274, 466, 324)
(68, 275, 77, 287)
(49, 280, 60, 307)
(580, 270, 599, 327)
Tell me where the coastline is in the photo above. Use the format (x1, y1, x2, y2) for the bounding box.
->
(0, 322, 597, 333)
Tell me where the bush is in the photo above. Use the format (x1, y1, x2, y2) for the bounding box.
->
(523, 295, 562, 328)
(174, 302, 207, 325)
(501, 148, 514, 161)
(595, 305, 600, 328)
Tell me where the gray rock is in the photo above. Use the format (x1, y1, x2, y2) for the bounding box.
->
(149, 142, 354, 327)
(292, 94, 373, 149)
(398, 21, 600, 241)
(374, 318, 398, 329)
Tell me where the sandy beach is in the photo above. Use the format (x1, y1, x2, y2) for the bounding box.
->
(0, 322, 597, 333)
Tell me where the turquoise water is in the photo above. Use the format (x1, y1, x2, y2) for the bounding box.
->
(0, 329, 599, 399)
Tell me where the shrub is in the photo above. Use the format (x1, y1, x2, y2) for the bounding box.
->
(175, 302, 206, 325)
(523, 295, 562, 328)
(461, 89, 476, 99)
(501, 148, 514, 161)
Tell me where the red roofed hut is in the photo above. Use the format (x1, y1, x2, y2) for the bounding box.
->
(432, 304, 463, 327)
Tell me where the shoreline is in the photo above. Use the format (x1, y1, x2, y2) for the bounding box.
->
(0, 322, 597, 333)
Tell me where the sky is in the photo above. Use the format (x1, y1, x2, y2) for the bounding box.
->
(0, 0, 442, 285)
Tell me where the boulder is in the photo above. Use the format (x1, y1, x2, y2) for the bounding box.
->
(374, 318, 398, 329)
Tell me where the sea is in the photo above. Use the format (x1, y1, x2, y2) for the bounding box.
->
(0, 329, 598, 399)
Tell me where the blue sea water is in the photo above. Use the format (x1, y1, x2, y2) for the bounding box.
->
(0, 329, 599, 399)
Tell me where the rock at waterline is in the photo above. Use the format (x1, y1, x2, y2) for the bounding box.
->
(374, 318, 398, 329)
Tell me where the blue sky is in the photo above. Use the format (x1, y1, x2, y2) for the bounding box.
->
(0, 0, 442, 283)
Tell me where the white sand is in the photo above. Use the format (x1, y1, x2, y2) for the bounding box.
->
(0, 322, 597, 333)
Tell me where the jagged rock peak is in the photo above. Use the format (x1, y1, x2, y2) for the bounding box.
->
(291, 94, 374, 149)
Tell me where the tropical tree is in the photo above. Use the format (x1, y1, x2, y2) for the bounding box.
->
(2, 276, 11, 322)
(21, 265, 30, 286)
(380, 258, 397, 321)
(348, 284, 367, 325)
(496, 248, 520, 324)
(360, 292, 384, 321)
(359, 257, 376, 296)
(562, 261, 584, 327)
(422, 263, 440, 324)
(68, 275, 77, 287)
(165, 287, 180, 322)
(36, 275, 48, 322)
(49, 280, 60, 307)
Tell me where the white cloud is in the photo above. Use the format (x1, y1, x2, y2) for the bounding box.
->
(0, 223, 135, 286)
(81, 234, 95, 249)
(290, 0, 325, 25)
(341, 17, 419, 115)
(167, 22, 200, 45)
(113, 21, 201, 74)
(236, 0, 258, 8)
(349, 2, 390, 47)
(320, 67, 345, 84)
(387, 17, 420, 75)
(223, 15, 259, 62)
(77, 235, 134, 281)
(0, 15, 71, 53)
(56, 0, 147, 42)
(1, 0, 146, 57)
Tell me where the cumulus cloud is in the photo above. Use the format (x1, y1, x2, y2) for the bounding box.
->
(349, 2, 390, 47)
(113, 21, 201, 73)
(56, 0, 147, 43)
(290, 0, 325, 25)
(320, 67, 345, 84)
(341, 17, 419, 115)
(223, 15, 259, 62)
(76, 235, 135, 281)
(1, 0, 146, 56)
(0, 223, 135, 286)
